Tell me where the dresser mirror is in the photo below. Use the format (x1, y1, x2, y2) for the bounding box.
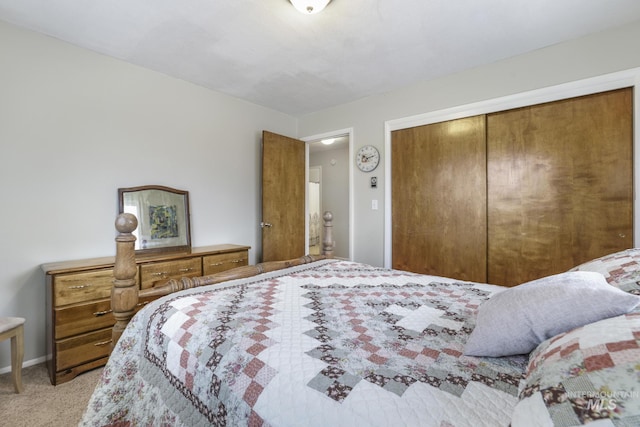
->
(118, 185, 191, 254)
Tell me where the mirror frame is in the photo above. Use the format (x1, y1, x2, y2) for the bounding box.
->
(118, 185, 191, 254)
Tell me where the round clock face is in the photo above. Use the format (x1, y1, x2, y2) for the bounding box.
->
(356, 145, 380, 172)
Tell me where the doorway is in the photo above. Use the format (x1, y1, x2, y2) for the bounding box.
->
(308, 166, 322, 255)
(306, 130, 352, 259)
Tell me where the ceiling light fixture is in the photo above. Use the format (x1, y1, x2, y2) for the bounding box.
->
(321, 138, 336, 145)
(290, 0, 332, 15)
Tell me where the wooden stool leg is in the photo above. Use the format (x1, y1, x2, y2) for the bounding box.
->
(11, 325, 24, 393)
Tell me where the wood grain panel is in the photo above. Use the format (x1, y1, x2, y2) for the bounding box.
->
(392, 116, 487, 282)
(203, 250, 249, 275)
(53, 268, 115, 306)
(55, 299, 114, 340)
(54, 297, 154, 340)
(487, 88, 633, 286)
(140, 257, 201, 289)
(262, 131, 306, 261)
(56, 328, 113, 371)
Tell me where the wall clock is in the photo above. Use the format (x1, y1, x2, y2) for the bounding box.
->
(356, 145, 380, 172)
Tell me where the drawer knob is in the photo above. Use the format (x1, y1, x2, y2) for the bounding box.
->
(151, 272, 168, 278)
(94, 339, 113, 347)
(209, 262, 223, 266)
(178, 268, 193, 272)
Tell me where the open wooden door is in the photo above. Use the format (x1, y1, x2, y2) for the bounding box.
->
(261, 131, 306, 262)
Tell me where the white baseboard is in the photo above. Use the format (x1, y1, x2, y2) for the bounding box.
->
(0, 356, 48, 375)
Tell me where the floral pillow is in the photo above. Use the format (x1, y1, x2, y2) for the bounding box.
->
(570, 249, 640, 295)
(510, 313, 640, 426)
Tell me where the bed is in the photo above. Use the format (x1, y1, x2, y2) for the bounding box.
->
(80, 215, 640, 426)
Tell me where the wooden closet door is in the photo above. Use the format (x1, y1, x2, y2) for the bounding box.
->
(392, 116, 487, 282)
(487, 88, 633, 286)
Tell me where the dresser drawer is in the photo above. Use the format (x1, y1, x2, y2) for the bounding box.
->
(56, 328, 113, 371)
(54, 299, 152, 340)
(54, 297, 153, 340)
(203, 250, 249, 275)
(53, 268, 116, 306)
(140, 257, 202, 289)
(55, 299, 114, 340)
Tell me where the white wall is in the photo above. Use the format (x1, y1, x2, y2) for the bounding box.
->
(0, 20, 297, 370)
(298, 19, 640, 267)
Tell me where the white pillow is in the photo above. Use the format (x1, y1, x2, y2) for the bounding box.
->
(464, 271, 640, 357)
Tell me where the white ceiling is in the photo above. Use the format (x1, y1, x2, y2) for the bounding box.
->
(2, 0, 640, 116)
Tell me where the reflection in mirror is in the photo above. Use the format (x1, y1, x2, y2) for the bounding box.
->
(118, 185, 191, 254)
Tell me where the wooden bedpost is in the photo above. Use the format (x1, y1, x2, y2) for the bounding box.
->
(323, 211, 334, 258)
(111, 213, 138, 351)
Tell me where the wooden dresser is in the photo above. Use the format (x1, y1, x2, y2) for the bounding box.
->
(42, 244, 250, 385)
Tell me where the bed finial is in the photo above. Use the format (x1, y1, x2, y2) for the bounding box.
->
(115, 212, 138, 234)
(111, 213, 138, 352)
(322, 211, 334, 258)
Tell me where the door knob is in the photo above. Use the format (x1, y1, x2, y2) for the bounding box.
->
(261, 222, 273, 228)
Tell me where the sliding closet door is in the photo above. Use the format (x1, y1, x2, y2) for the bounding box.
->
(392, 116, 487, 282)
(487, 88, 633, 286)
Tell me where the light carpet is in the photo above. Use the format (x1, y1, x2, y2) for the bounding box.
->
(0, 363, 102, 427)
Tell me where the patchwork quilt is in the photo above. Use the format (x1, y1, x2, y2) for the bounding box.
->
(80, 260, 527, 427)
(512, 312, 640, 426)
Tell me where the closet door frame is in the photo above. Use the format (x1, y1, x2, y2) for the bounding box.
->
(383, 67, 640, 269)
